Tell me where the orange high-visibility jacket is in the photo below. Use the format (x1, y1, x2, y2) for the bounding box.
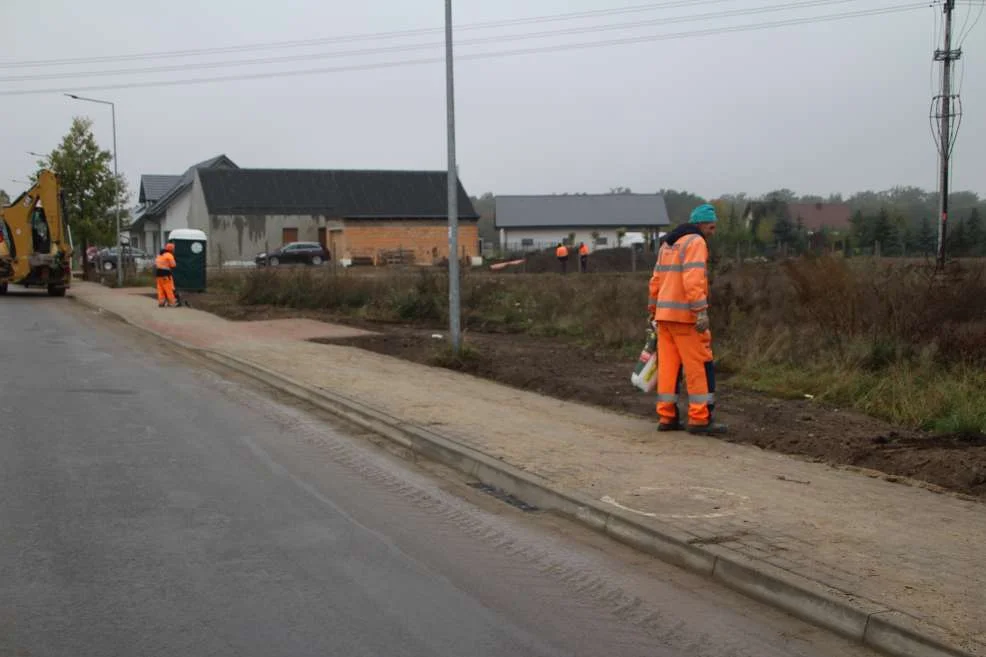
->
(154, 252, 176, 276)
(556, 245, 569, 258)
(579, 243, 589, 256)
(647, 232, 709, 324)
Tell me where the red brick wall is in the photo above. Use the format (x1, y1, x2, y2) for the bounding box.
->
(341, 219, 479, 264)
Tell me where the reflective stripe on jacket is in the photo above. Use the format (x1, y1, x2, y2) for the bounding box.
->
(154, 252, 176, 278)
(648, 233, 709, 323)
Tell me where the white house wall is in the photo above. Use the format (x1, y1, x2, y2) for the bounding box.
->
(143, 225, 160, 253)
(163, 189, 192, 235)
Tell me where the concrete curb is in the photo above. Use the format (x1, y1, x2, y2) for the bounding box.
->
(76, 295, 980, 657)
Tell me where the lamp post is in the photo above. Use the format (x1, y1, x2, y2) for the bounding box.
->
(65, 93, 122, 287)
(445, 0, 461, 352)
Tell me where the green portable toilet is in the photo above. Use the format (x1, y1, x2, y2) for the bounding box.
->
(167, 229, 208, 292)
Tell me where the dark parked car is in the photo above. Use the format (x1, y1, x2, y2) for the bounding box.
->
(255, 241, 330, 267)
(92, 246, 151, 272)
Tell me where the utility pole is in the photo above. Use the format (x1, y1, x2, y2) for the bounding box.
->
(932, 0, 962, 270)
(445, 0, 461, 352)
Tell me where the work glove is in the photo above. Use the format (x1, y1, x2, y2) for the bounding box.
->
(695, 310, 710, 333)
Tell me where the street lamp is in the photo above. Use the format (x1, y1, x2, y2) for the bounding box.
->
(445, 0, 461, 353)
(65, 93, 123, 287)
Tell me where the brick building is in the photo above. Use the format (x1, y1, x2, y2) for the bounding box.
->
(181, 168, 479, 266)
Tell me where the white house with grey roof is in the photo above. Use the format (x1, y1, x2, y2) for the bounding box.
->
(129, 155, 237, 253)
(494, 193, 670, 253)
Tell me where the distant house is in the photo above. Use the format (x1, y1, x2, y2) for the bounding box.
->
(494, 194, 670, 252)
(183, 168, 479, 266)
(129, 155, 238, 253)
(786, 202, 852, 233)
(742, 201, 852, 234)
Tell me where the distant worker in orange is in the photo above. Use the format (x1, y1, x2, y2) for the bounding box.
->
(155, 243, 178, 308)
(556, 242, 569, 274)
(647, 204, 726, 435)
(578, 242, 589, 273)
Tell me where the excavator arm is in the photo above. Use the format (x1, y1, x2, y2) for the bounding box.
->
(0, 170, 73, 292)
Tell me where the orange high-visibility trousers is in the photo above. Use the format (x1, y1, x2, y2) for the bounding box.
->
(156, 276, 176, 306)
(656, 321, 716, 427)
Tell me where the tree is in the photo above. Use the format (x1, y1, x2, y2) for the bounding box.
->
(755, 216, 776, 246)
(659, 189, 706, 225)
(851, 210, 876, 250)
(36, 117, 128, 276)
(793, 216, 809, 254)
(0, 189, 9, 207)
(872, 207, 896, 254)
(773, 213, 795, 246)
(915, 216, 935, 256)
(965, 207, 983, 256)
(948, 218, 967, 257)
(765, 188, 797, 204)
(471, 192, 496, 249)
(608, 186, 632, 195)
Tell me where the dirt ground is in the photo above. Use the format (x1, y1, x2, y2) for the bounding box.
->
(190, 292, 986, 498)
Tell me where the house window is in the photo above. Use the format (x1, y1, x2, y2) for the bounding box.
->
(521, 238, 534, 246)
(594, 237, 608, 245)
(283, 227, 298, 245)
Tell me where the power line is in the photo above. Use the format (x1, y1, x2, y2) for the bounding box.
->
(0, 0, 865, 83)
(0, 3, 927, 97)
(957, 0, 985, 45)
(8, 0, 962, 70)
(0, 0, 733, 69)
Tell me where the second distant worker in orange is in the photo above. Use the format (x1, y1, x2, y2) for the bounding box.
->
(155, 243, 177, 308)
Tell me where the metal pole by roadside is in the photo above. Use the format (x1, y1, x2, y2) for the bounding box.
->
(445, 0, 461, 352)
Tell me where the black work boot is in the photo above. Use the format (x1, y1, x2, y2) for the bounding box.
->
(686, 422, 728, 435)
(657, 421, 682, 432)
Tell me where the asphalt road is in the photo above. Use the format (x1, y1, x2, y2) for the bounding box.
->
(0, 291, 877, 657)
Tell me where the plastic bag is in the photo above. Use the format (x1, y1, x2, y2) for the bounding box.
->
(630, 328, 658, 392)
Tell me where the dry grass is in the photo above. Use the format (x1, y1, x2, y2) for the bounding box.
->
(224, 259, 986, 433)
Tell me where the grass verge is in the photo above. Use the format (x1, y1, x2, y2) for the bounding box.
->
(213, 259, 986, 434)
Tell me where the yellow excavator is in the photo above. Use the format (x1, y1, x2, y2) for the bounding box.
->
(0, 169, 73, 296)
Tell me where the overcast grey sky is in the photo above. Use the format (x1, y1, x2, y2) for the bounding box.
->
(1, 0, 983, 203)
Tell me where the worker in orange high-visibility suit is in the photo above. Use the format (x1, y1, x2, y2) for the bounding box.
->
(578, 242, 589, 273)
(556, 243, 570, 273)
(647, 204, 726, 434)
(155, 243, 178, 308)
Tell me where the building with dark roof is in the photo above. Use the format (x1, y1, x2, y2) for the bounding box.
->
(129, 155, 238, 253)
(184, 168, 479, 266)
(494, 194, 670, 252)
